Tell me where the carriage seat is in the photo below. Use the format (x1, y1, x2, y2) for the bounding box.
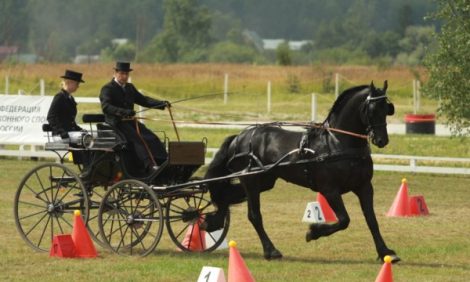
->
(82, 114, 105, 123)
(42, 123, 52, 132)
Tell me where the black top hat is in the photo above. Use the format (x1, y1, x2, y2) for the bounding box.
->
(61, 70, 85, 83)
(114, 62, 133, 72)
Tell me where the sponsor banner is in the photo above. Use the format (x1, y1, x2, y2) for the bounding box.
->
(0, 95, 53, 144)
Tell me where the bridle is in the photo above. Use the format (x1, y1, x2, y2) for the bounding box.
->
(361, 94, 389, 138)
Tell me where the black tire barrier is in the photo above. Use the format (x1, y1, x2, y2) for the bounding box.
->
(405, 114, 436, 134)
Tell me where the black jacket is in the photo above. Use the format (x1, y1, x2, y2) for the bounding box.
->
(47, 89, 82, 138)
(99, 79, 165, 126)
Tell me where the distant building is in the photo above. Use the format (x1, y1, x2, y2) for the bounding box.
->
(241, 30, 312, 51)
(74, 55, 100, 64)
(262, 39, 312, 51)
(111, 38, 129, 46)
(0, 46, 18, 61)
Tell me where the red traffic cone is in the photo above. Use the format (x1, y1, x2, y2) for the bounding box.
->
(49, 234, 76, 258)
(409, 195, 429, 216)
(375, 255, 393, 282)
(228, 241, 255, 282)
(71, 210, 97, 258)
(386, 178, 411, 217)
(317, 193, 337, 222)
(181, 221, 206, 251)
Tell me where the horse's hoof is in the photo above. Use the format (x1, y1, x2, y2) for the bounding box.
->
(389, 254, 401, 264)
(264, 249, 283, 260)
(378, 254, 401, 264)
(306, 231, 320, 242)
(199, 221, 208, 230)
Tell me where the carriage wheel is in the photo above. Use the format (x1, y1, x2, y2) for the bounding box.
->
(166, 187, 230, 252)
(98, 179, 163, 256)
(14, 163, 89, 252)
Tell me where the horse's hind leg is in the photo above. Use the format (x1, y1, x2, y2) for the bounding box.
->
(244, 185, 283, 260)
(354, 182, 400, 263)
(306, 191, 350, 240)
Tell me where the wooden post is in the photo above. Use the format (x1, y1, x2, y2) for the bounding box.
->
(311, 93, 317, 122)
(417, 80, 421, 113)
(413, 79, 417, 114)
(335, 73, 339, 98)
(267, 81, 272, 113)
(40, 79, 45, 96)
(5, 76, 9, 94)
(223, 73, 228, 105)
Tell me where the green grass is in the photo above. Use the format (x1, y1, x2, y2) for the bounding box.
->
(1, 63, 468, 280)
(1, 159, 470, 281)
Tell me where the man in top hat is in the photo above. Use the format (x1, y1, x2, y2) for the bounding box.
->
(47, 70, 85, 139)
(99, 62, 170, 174)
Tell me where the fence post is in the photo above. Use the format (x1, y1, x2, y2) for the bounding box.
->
(335, 73, 339, 98)
(267, 81, 272, 113)
(223, 73, 229, 105)
(417, 80, 421, 113)
(311, 93, 317, 122)
(413, 79, 417, 114)
(5, 76, 9, 95)
(40, 79, 45, 96)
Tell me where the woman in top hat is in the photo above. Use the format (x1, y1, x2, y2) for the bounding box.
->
(47, 70, 85, 139)
(99, 62, 170, 174)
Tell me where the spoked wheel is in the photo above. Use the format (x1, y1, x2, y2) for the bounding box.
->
(98, 179, 163, 256)
(84, 184, 110, 248)
(166, 187, 230, 252)
(14, 163, 88, 252)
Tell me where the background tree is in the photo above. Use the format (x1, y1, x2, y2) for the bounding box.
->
(424, 0, 470, 135)
(0, 0, 29, 49)
(276, 41, 292, 66)
(143, 0, 212, 63)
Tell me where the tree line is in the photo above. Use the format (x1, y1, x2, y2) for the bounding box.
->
(0, 0, 438, 65)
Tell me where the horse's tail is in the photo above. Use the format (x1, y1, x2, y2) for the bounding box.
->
(205, 134, 246, 206)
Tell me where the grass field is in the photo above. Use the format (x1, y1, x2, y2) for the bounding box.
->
(1, 63, 468, 281)
(1, 158, 469, 281)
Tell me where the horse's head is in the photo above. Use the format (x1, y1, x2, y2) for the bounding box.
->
(361, 81, 395, 148)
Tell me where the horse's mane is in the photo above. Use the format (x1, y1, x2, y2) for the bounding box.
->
(324, 85, 369, 122)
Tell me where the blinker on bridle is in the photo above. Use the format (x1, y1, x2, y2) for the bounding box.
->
(362, 94, 389, 137)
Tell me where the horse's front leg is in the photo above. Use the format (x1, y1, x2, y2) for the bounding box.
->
(245, 187, 283, 260)
(306, 191, 350, 240)
(201, 204, 228, 232)
(354, 182, 400, 263)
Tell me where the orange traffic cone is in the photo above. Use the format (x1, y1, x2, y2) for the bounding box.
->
(317, 193, 337, 222)
(49, 234, 76, 258)
(71, 210, 97, 258)
(181, 221, 206, 251)
(375, 255, 393, 282)
(386, 178, 411, 217)
(227, 240, 255, 282)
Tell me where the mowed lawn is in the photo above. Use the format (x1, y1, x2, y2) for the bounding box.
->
(1, 158, 469, 281)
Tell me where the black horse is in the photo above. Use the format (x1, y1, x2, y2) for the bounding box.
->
(203, 81, 400, 263)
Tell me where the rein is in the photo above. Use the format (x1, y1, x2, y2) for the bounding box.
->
(128, 116, 369, 140)
(134, 118, 157, 167)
